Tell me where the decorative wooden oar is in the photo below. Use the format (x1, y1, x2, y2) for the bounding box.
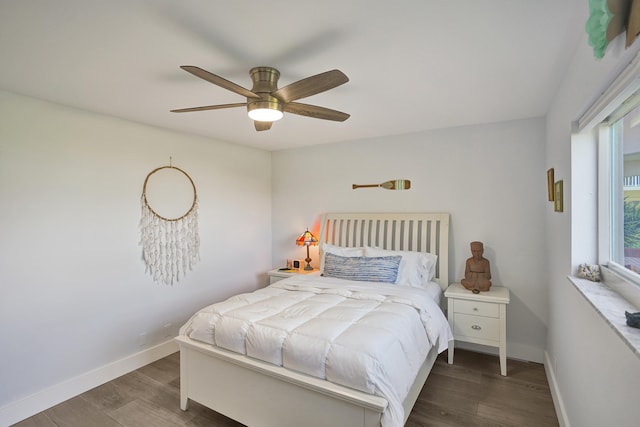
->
(352, 179, 411, 190)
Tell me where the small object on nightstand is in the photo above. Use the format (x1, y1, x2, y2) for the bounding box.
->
(461, 241, 492, 292)
(445, 282, 510, 376)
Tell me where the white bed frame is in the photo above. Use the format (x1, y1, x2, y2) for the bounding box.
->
(175, 212, 450, 427)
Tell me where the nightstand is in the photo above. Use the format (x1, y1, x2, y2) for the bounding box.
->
(267, 268, 318, 284)
(445, 283, 510, 376)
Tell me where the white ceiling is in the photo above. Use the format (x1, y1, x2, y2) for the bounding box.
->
(0, 0, 585, 151)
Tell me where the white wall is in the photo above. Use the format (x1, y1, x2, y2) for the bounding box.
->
(0, 91, 272, 417)
(545, 13, 640, 426)
(272, 117, 548, 363)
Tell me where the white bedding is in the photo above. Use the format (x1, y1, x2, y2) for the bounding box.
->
(180, 274, 453, 427)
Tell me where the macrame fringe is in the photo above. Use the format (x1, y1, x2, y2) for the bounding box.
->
(139, 195, 200, 285)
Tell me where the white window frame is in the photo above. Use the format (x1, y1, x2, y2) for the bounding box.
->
(598, 117, 640, 286)
(598, 123, 613, 265)
(575, 52, 640, 304)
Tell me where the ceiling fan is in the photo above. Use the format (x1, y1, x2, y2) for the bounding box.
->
(171, 66, 350, 131)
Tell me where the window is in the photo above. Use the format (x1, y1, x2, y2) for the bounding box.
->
(607, 95, 640, 281)
(572, 53, 640, 334)
(573, 53, 640, 304)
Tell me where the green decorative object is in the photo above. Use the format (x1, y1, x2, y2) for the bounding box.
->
(586, 0, 614, 59)
(585, 0, 633, 59)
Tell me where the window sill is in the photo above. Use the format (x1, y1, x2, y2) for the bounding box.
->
(568, 274, 640, 359)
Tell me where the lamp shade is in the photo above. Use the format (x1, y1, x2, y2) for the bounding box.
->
(296, 229, 318, 246)
(247, 106, 283, 122)
(247, 97, 284, 122)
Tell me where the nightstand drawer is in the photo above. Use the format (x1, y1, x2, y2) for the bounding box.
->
(453, 313, 500, 341)
(453, 299, 499, 318)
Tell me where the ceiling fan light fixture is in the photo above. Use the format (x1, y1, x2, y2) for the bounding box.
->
(247, 99, 284, 122)
(172, 65, 350, 130)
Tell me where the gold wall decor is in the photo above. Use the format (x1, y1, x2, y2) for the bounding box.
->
(547, 168, 555, 201)
(352, 179, 411, 190)
(554, 180, 564, 212)
(628, 0, 640, 46)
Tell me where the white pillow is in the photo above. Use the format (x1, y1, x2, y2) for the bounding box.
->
(364, 247, 437, 288)
(422, 252, 438, 281)
(320, 243, 365, 273)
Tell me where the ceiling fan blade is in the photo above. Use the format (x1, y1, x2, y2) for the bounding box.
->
(272, 70, 348, 103)
(170, 103, 246, 113)
(180, 65, 259, 99)
(254, 121, 273, 131)
(284, 102, 350, 122)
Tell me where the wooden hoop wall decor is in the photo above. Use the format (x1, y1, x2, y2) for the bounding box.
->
(140, 163, 200, 285)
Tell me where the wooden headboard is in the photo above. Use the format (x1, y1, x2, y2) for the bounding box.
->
(318, 212, 450, 290)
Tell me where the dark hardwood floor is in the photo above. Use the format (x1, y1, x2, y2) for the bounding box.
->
(14, 349, 558, 427)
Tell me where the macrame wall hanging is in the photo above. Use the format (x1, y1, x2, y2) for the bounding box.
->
(140, 160, 200, 285)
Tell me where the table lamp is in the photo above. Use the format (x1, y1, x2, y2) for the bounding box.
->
(296, 229, 318, 270)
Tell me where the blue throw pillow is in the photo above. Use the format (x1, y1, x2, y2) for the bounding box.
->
(323, 253, 401, 284)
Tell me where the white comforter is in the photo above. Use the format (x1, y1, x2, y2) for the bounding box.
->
(179, 274, 453, 427)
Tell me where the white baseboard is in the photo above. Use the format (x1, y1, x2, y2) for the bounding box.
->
(0, 339, 178, 427)
(544, 350, 570, 427)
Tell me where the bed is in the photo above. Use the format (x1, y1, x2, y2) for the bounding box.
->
(175, 212, 452, 427)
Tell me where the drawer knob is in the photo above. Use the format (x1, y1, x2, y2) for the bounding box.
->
(471, 325, 482, 330)
(473, 307, 479, 311)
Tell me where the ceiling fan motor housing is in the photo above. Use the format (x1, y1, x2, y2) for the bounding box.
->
(249, 66, 280, 92)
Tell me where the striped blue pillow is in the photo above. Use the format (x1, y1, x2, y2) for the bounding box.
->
(323, 253, 401, 284)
